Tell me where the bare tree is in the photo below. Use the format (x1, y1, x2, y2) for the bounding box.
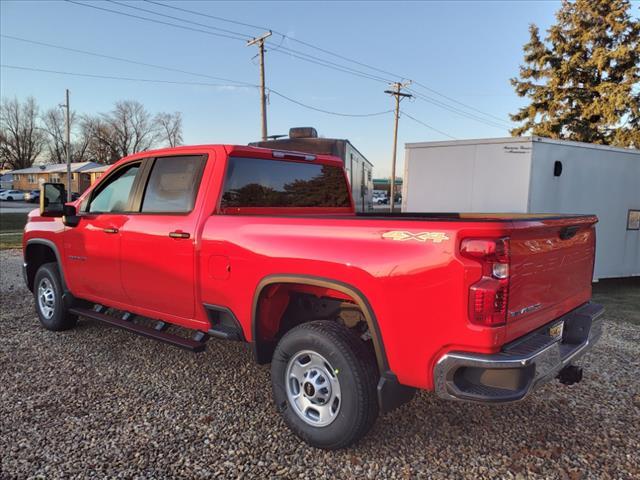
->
(0, 97, 45, 170)
(106, 100, 161, 157)
(41, 108, 67, 164)
(80, 115, 120, 164)
(80, 100, 165, 164)
(73, 124, 91, 163)
(156, 111, 183, 147)
(42, 108, 91, 164)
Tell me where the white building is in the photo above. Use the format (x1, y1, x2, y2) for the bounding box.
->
(403, 136, 639, 280)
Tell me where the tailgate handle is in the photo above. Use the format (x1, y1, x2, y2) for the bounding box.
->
(559, 226, 580, 240)
(169, 231, 190, 239)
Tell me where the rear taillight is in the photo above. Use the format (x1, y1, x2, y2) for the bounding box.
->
(460, 237, 510, 327)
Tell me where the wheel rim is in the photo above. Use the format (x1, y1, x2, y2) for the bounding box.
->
(38, 277, 55, 320)
(285, 350, 341, 427)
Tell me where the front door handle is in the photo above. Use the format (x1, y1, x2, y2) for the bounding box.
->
(103, 227, 119, 234)
(169, 231, 190, 239)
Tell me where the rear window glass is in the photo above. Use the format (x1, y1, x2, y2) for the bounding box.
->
(141, 155, 205, 213)
(221, 157, 351, 208)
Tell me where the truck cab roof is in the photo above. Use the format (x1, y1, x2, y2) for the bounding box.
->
(119, 144, 344, 168)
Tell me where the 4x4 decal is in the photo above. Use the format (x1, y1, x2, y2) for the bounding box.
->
(382, 231, 449, 243)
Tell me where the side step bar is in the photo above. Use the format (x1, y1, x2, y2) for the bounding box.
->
(69, 307, 208, 353)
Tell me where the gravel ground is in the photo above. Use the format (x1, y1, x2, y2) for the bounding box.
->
(1, 249, 639, 479)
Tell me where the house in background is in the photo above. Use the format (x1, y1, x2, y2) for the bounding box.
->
(82, 164, 110, 185)
(0, 172, 13, 189)
(11, 162, 103, 193)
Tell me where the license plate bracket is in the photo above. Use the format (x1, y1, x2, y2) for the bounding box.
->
(549, 321, 564, 341)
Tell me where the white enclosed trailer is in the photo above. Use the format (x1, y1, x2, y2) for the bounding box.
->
(403, 136, 639, 280)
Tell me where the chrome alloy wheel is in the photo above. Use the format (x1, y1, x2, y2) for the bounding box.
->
(285, 350, 342, 427)
(38, 277, 56, 320)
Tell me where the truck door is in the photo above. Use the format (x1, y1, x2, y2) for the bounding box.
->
(119, 155, 207, 321)
(64, 161, 143, 303)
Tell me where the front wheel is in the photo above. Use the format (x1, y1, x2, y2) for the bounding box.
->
(34, 262, 77, 331)
(271, 321, 379, 449)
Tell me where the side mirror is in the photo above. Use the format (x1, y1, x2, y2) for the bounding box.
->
(40, 183, 65, 217)
(63, 204, 80, 227)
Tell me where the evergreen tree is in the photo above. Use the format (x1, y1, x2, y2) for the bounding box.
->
(510, 0, 640, 147)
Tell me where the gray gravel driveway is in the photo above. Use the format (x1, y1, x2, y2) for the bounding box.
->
(1, 249, 639, 479)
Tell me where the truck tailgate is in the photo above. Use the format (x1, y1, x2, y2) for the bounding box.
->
(506, 216, 597, 342)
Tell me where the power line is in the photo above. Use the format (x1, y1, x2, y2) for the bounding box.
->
(268, 48, 391, 84)
(81, 0, 394, 85)
(409, 89, 509, 130)
(144, 0, 397, 84)
(63, 1, 393, 88)
(106, 0, 253, 41)
(69, 0, 512, 129)
(412, 81, 511, 125)
(1, 43, 491, 135)
(0, 64, 254, 88)
(1, 64, 391, 118)
(268, 90, 393, 117)
(142, 0, 508, 126)
(401, 111, 457, 140)
(68, 0, 390, 85)
(144, 0, 403, 81)
(269, 45, 393, 84)
(0, 34, 256, 87)
(64, 0, 248, 42)
(144, 0, 271, 33)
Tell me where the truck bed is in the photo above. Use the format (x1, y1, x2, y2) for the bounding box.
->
(356, 212, 596, 222)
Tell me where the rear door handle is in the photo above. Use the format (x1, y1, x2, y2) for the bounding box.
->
(103, 227, 119, 234)
(169, 231, 190, 239)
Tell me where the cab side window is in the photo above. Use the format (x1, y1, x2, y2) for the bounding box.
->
(88, 163, 141, 213)
(140, 155, 205, 213)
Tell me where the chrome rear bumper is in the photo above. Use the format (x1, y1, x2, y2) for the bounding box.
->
(434, 302, 604, 403)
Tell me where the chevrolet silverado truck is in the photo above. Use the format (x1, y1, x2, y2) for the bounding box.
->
(23, 145, 604, 449)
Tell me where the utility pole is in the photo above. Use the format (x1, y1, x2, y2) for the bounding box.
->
(63, 89, 71, 202)
(384, 81, 412, 212)
(247, 31, 272, 141)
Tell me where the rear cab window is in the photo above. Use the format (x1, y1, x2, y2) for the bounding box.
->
(220, 157, 351, 211)
(140, 155, 206, 213)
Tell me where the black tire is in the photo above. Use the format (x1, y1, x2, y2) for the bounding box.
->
(6, 196, 13, 201)
(33, 262, 77, 331)
(271, 320, 379, 449)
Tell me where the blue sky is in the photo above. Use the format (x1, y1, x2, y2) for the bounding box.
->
(2, 0, 569, 176)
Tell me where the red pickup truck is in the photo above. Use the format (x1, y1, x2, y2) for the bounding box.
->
(23, 145, 603, 449)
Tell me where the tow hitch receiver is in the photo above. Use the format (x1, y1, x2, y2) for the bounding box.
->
(557, 365, 583, 385)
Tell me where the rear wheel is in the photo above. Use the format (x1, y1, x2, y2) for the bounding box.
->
(34, 262, 77, 331)
(271, 321, 379, 449)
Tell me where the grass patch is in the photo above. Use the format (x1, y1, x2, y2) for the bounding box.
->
(0, 212, 28, 232)
(0, 232, 22, 250)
